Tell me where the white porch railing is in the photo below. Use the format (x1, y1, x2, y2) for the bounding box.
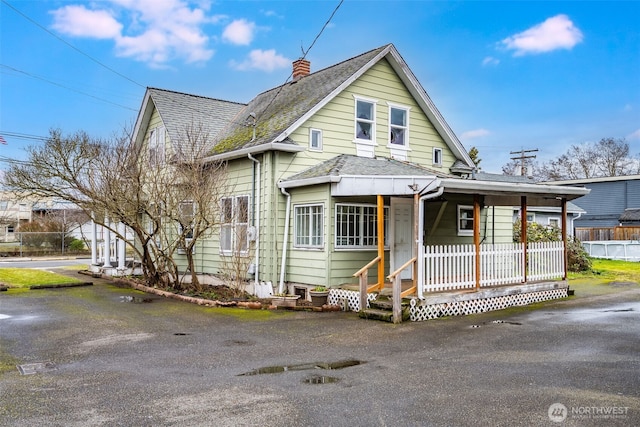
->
(423, 241, 565, 293)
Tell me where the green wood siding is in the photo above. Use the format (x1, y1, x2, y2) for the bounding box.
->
(284, 58, 456, 177)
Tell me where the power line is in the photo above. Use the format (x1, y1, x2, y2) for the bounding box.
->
(1, 65, 138, 111)
(1, 0, 144, 89)
(255, 0, 344, 122)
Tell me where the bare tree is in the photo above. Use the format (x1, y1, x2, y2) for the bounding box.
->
(506, 137, 637, 181)
(2, 127, 226, 291)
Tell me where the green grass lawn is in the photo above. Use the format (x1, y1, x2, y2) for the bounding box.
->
(568, 259, 640, 298)
(0, 268, 82, 289)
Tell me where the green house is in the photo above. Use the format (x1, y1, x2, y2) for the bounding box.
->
(129, 44, 588, 321)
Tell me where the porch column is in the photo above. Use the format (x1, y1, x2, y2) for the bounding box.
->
(377, 194, 384, 288)
(91, 217, 97, 265)
(521, 196, 527, 283)
(474, 195, 481, 290)
(103, 217, 112, 268)
(117, 222, 126, 271)
(413, 193, 419, 288)
(561, 198, 568, 280)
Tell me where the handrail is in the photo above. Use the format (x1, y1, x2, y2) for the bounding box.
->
(387, 256, 417, 324)
(353, 256, 381, 277)
(387, 256, 417, 281)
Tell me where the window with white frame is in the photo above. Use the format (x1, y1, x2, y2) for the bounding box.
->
(457, 205, 474, 236)
(309, 128, 323, 151)
(294, 204, 324, 248)
(548, 217, 560, 228)
(335, 204, 388, 249)
(149, 126, 166, 167)
(220, 195, 249, 255)
(178, 201, 195, 239)
(433, 147, 443, 166)
(355, 98, 376, 141)
(389, 105, 409, 146)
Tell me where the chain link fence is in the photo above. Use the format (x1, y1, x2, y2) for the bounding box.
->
(0, 232, 90, 258)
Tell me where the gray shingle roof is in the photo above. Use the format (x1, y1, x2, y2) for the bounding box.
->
(281, 154, 455, 183)
(211, 45, 390, 154)
(148, 88, 245, 153)
(620, 208, 640, 222)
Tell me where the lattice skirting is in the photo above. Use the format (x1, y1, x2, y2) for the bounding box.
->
(328, 288, 567, 322)
(409, 288, 568, 322)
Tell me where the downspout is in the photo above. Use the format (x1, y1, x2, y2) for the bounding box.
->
(248, 153, 260, 287)
(278, 186, 292, 294)
(417, 185, 444, 299)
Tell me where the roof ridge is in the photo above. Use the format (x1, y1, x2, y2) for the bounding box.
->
(148, 87, 246, 106)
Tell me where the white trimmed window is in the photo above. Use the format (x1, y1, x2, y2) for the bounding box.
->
(220, 195, 249, 255)
(310, 128, 323, 151)
(548, 217, 560, 228)
(457, 205, 474, 236)
(389, 105, 409, 146)
(294, 204, 324, 248)
(335, 204, 389, 249)
(354, 97, 376, 141)
(433, 147, 443, 167)
(149, 126, 166, 167)
(179, 201, 195, 239)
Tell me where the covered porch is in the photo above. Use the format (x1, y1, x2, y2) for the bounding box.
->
(344, 174, 589, 322)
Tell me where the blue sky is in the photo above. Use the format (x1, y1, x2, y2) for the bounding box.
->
(1, 0, 639, 173)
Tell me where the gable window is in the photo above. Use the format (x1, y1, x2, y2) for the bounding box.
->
(220, 195, 249, 255)
(149, 126, 166, 167)
(389, 105, 409, 146)
(433, 147, 443, 167)
(294, 204, 324, 248)
(355, 98, 376, 141)
(336, 204, 388, 249)
(457, 205, 474, 236)
(309, 128, 323, 151)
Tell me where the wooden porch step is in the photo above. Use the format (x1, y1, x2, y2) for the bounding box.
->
(360, 295, 411, 323)
(359, 308, 394, 322)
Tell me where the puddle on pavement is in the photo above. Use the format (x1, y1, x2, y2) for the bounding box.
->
(119, 295, 153, 304)
(304, 375, 339, 384)
(470, 320, 522, 328)
(17, 361, 57, 375)
(173, 332, 191, 336)
(238, 359, 364, 376)
(603, 308, 634, 313)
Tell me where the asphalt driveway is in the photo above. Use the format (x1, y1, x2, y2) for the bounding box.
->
(1, 272, 639, 427)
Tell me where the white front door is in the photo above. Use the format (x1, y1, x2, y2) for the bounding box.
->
(391, 198, 413, 280)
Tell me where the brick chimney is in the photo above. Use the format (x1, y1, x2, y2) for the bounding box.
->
(292, 58, 310, 80)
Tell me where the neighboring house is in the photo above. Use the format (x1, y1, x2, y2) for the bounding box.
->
(513, 202, 586, 237)
(125, 44, 588, 322)
(0, 192, 32, 242)
(550, 175, 640, 240)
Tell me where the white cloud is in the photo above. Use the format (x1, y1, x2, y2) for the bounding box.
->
(461, 129, 491, 141)
(230, 49, 290, 72)
(50, 5, 122, 38)
(501, 14, 583, 56)
(627, 129, 640, 140)
(482, 56, 500, 66)
(50, 0, 214, 66)
(222, 19, 255, 45)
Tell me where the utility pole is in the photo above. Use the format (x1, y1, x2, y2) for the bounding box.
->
(510, 149, 538, 176)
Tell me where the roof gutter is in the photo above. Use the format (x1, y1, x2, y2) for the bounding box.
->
(439, 178, 590, 198)
(202, 142, 304, 163)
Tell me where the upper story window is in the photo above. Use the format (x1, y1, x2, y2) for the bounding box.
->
(457, 205, 474, 236)
(309, 128, 323, 151)
(179, 201, 195, 239)
(355, 97, 376, 142)
(433, 147, 443, 167)
(389, 105, 409, 146)
(149, 126, 166, 167)
(0, 200, 7, 210)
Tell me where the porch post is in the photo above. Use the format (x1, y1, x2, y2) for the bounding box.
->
(377, 194, 384, 289)
(521, 196, 527, 283)
(561, 198, 568, 280)
(413, 193, 419, 288)
(473, 195, 481, 290)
